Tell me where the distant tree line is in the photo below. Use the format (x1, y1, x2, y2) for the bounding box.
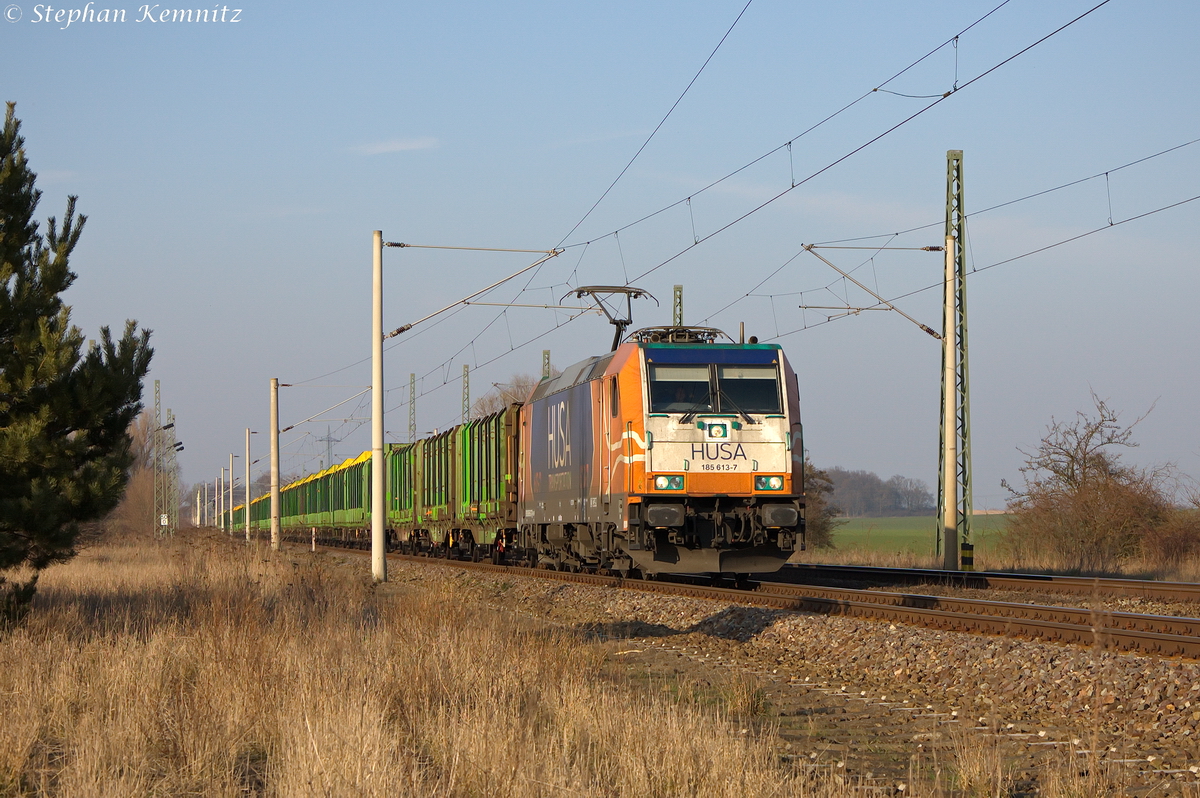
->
(826, 467, 935, 517)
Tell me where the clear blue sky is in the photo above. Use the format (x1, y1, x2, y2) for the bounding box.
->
(6, 0, 1199, 509)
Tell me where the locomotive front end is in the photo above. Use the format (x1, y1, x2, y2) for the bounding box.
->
(518, 326, 803, 577)
(623, 332, 803, 575)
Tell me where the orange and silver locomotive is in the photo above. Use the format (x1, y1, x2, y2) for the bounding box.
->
(518, 326, 804, 576)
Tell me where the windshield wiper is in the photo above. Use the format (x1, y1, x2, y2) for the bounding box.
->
(678, 401, 712, 425)
(717, 391, 757, 425)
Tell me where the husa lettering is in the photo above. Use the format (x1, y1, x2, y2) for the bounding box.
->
(690, 442, 748, 461)
(547, 400, 571, 471)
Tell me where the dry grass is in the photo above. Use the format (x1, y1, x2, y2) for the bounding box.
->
(0, 534, 818, 797)
(794, 546, 943, 570)
(3, 533, 1186, 797)
(982, 542, 1200, 582)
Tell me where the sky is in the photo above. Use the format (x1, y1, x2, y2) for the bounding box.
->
(4, 0, 1199, 511)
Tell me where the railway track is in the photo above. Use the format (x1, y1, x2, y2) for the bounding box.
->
(752, 580, 1200, 657)
(772, 563, 1200, 603)
(310, 542, 1200, 659)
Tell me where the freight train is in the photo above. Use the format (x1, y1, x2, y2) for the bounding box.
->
(231, 326, 806, 577)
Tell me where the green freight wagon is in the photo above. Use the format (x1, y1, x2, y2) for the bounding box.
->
(238, 405, 520, 558)
(389, 404, 520, 560)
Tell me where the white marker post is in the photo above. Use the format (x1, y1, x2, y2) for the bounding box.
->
(371, 230, 387, 582)
(245, 428, 252, 543)
(270, 378, 281, 551)
(229, 453, 235, 537)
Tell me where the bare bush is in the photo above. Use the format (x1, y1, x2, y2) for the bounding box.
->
(470, 369, 558, 419)
(1141, 506, 1200, 565)
(91, 411, 157, 543)
(100, 467, 155, 540)
(1001, 394, 1180, 573)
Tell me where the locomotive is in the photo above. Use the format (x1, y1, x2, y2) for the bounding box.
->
(233, 325, 805, 577)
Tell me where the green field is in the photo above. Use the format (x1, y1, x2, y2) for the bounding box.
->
(829, 514, 1010, 558)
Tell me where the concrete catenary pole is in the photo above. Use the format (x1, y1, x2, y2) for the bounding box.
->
(153, 380, 162, 536)
(218, 470, 225, 531)
(229, 453, 235, 536)
(371, 230, 387, 582)
(940, 235, 958, 571)
(245, 428, 252, 542)
(270, 377, 281, 550)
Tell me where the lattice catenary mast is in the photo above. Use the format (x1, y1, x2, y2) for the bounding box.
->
(462, 364, 470, 423)
(937, 150, 973, 570)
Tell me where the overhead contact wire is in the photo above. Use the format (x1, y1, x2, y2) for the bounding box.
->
(767, 192, 1200, 341)
(627, 0, 1114, 285)
(810, 135, 1200, 247)
(556, 0, 756, 248)
(564, 0, 1016, 249)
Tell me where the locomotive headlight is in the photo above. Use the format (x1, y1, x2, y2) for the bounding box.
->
(654, 475, 684, 490)
(754, 475, 784, 491)
(707, 423, 728, 439)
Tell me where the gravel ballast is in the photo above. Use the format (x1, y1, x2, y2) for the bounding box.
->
(332, 551, 1200, 788)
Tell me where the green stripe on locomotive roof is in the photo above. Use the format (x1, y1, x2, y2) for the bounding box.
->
(640, 342, 781, 348)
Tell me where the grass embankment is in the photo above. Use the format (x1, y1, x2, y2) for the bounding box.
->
(0, 533, 807, 796)
(799, 515, 1009, 569)
(813, 515, 1200, 579)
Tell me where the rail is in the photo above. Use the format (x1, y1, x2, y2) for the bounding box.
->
(773, 563, 1200, 602)
(304, 541, 1200, 659)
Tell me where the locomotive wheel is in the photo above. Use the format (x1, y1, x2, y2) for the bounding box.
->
(471, 545, 482, 562)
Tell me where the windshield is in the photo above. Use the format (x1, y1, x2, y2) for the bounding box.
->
(649, 363, 781, 415)
(717, 365, 782, 414)
(649, 365, 713, 413)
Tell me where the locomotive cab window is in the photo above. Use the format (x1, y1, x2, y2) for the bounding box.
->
(649, 365, 713, 413)
(716, 365, 782, 414)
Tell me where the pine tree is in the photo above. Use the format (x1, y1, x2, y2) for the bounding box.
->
(0, 102, 153, 618)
